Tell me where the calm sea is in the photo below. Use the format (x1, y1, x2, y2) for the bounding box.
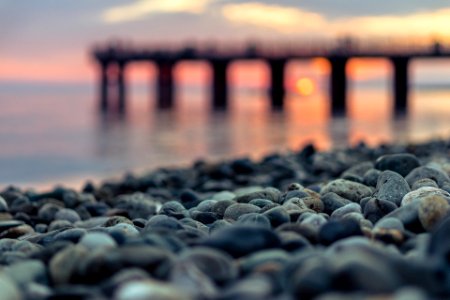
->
(1, 60, 450, 190)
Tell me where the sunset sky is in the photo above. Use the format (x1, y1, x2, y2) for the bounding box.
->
(1, 0, 450, 83)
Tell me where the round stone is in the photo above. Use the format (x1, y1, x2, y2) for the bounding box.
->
(363, 198, 398, 224)
(159, 201, 189, 219)
(320, 179, 372, 203)
(405, 166, 450, 188)
(330, 203, 362, 221)
(223, 203, 260, 221)
(78, 232, 117, 250)
(55, 208, 81, 223)
(262, 206, 290, 228)
(174, 247, 237, 284)
(201, 225, 281, 258)
(318, 219, 363, 246)
(236, 213, 271, 229)
(145, 215, 183, 231)
(0, 196, 9, 212)
(115, 280, 187, 300)
(401, 187, 450, 206)
(321, 192, 351, 215)
(376, 171, 410, 206)
(418, 194, 450, 231)
(375, 153, 420, 177)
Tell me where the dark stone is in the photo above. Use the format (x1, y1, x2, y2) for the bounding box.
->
(53, 228, 86, 243)
(179, 189, 201, 209)
(318, 219, 363, 246)
(239, 249, 290, 275)
(320, 179, 372, 203)
(341, 161, 374, 183)
(145, 215, 183, 231)
(231, 158, 256, 174)
(174, 247, 237, 285)
(201, 226, 281, 258)
(38, 203, 61, 224)
(77, 246, 174, 284)
(278, 231, 311, 252)
(290, 257, 333, 299)
(375, 153, 421, 177)
(262, 206, 290, 228)
(364, 197, 398, 223)
(363, 168, 382, 187)
(375, 171, 410, 206)
(330, 203, 361, 221)
(249, 199, 274, 208)
(223, 203, 260, 221)
(405, 166, 450, 188)
(0, 220, 25, 233)
(192, 211, 219, 224)
(234, 188, 281, 204)
(236, 213, 271, 229)
(211, 200, 235, 218)
(159, 201, 189, 219)
(321, 192, 351, 215)
(380, 200, 424, 233)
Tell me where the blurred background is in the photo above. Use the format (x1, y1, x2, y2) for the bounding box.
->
(1, 0, 450, 189)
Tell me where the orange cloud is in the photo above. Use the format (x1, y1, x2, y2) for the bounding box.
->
(103, 0, 212, 23)
(336, 8, 450, 38)
(222, 2, 326, 33)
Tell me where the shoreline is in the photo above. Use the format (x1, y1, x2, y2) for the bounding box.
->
(0, 138, 449, 299)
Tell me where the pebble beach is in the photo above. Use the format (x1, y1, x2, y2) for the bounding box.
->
(1, 139, 450, 300)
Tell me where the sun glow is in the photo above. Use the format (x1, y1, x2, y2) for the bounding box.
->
(295, 78, 315, 96)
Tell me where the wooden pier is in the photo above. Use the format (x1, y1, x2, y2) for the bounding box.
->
(92, 41, 449, 115)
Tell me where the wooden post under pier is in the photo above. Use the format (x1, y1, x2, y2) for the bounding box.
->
(268, 58, 286, 110)
(211, 59, 229, 110)
(156, 60, 175, 109)
(392, 56, 409, 114)
(329, 56, 348, 116)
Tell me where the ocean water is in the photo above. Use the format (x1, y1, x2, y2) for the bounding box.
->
(1, 60, 450, 190)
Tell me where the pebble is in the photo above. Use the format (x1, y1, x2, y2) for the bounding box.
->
(0, 195, 9, 212)
(318, 219, 363, 246)
(363, 197, 398, 223)
(159, 201, 189, 219)
(405, 166, 450, 188)
(0, 273, 22, 300)
(376, 170, 410, 206)
(78, 232, 117, 250)
(418, 194, 450, 231)
(234, 187, 281, 204)
(320, 179, 372, 203)
(0, 220, 25, 233)
(401, 186, 450, 206)
(236, 213, 271, 229)
(173, 247, 237, 285)
(238, 249, 290, 275)
(375, 153, 421, 177)
(54, 208, 81, 223)
(223, 203, 260, 221)
(49, 245, 89, 285)
(145, 215, 183, 231)
(115, 279, 188, 300)
(330, 203, 361, 220)
(321, 192, 351, 215)
(201, 225, 281, 258)
(4, 259, 48, 287)
(262, 206, 290, 228)
(363, 168, 382, 187)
